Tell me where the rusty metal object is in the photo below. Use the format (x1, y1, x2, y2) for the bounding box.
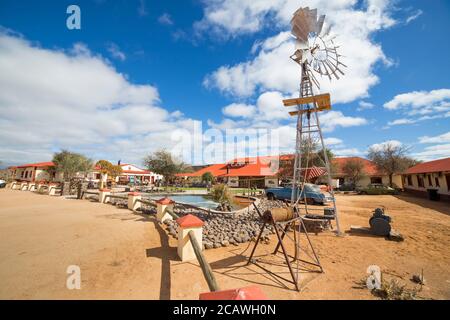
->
(263, 207, 295, 223)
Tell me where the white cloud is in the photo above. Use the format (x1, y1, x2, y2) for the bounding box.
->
(0, 30, 197, 165)
(333, 148, 363, 157)
(357, 101, 375, 111)
(222, 103, 256, 118)
(419, 132, 450, 144)
(405, 9, 423, 24)
(319, 111, 368, 132)
(384, 89, 450, 111)
(413, 144, 450, 162)
(369, 140, 402, 152)
(324, 137, 344, 146)
(383, 89, 450, 127)
(107, 43, 126, 61)
(202, 0, 396, 104)
(158, 13, 174, 26)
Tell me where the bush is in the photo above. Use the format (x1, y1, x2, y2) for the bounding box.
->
(210, 184, 232, 205)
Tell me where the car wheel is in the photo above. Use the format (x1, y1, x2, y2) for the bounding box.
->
(267, 193, 275, 200)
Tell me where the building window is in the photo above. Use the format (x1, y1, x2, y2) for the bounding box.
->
(417, 176, 424, 188)
(428, 175, 432, 186)
(370, 177, 382, 184)
(21, 171, 24, 178)
(446, 174, 450, 192)
(435, 177, 440, 188)
(407, 175, 412, 185)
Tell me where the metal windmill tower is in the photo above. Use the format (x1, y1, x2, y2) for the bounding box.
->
(283, 7, 347, 234)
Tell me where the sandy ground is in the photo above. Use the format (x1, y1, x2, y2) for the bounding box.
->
(0, 188, 449, 300)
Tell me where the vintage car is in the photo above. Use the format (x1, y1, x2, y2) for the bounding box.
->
(265, 183, 330, 205)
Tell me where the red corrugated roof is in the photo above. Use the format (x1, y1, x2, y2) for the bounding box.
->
(405, 157, 450, 174)
(332, 157, 381, 176)
(122, 170, 151, 174)
(177, 157, 280, 177)
(16, 161, 54, 168)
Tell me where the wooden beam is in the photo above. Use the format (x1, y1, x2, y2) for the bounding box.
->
(282, 93, 330, 106)
(288, 104, 331, 116)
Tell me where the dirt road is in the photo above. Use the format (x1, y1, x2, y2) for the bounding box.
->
(0, 189, 448, 299)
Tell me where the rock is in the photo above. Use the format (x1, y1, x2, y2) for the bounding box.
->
(213, 242, 221, 249)
(205, 242, 213, 250)
(412, 274, 426, 285)
(221, 240, 229, 247)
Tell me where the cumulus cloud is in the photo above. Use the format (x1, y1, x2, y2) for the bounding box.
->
(319, 111, 368, 132)
(369, 140, 403, 151)
(357, 101, 375, 111)
(413, 144, 450, 162)
(222, 103, 256, 118)
(202, 0, 396, 104)
(383, 89, 450, 126)
(0, 30, 195, 165)
(419, 131, 450, 144)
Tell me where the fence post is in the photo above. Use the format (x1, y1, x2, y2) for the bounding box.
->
(199, 286, 268, 300)
(156, 197, 175, 222)
(128, 192, 141, 212)
(98, 188, 111, 203)
(176, 214, 204, 262)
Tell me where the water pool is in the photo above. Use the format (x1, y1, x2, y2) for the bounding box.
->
(146, 194, 219, 209)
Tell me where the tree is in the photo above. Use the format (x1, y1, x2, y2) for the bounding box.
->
(95, 160, 123, 187)
(109, 165, 123, 184)
(367, 142, 415, 187)
(143, 150, 188, 186)
(342, 158, 366, 187)
(201, 172, 214, 184)
(52, 150, 92, 181)
(278, 141, 335, 181)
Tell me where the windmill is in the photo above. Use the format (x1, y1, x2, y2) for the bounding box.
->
(283, 7, 346, 235)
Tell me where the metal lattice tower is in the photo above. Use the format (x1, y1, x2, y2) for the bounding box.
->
(283, 7, 347, 235)
(289, 63, 341, 234)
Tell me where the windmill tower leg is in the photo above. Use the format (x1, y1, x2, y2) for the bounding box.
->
(290, 63, 342, 235)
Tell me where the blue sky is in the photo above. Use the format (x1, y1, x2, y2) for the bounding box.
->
(0, 0, 449, 167)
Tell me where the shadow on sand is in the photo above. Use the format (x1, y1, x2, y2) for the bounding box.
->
(145, 218, 178, 300)
(394, 194, 450, 216)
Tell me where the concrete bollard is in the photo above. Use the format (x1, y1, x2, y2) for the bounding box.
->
(128, 192, 141, 212)
(156, 197, 175, 222)
(20, 182, 28, 191)
(98, 188, 111, 203)
(199, 285, 268, 300)
(176, 214, 204, 262)
(48, 183, 58, 196)
(10, 181, 18, 189)
(28, 182, 36, 191)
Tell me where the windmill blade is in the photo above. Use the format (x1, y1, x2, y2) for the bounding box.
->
(316, 15, 325, 35)
(320, 23, 332, 38)
(321, 61, 332, 81)
(307, 8, 318, 31)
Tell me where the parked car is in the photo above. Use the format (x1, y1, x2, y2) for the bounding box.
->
(357, 184, 399, 195)
(0, 179, 6, 188)
(266, 183, 329, 205)
(338, 182, 355, 191)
